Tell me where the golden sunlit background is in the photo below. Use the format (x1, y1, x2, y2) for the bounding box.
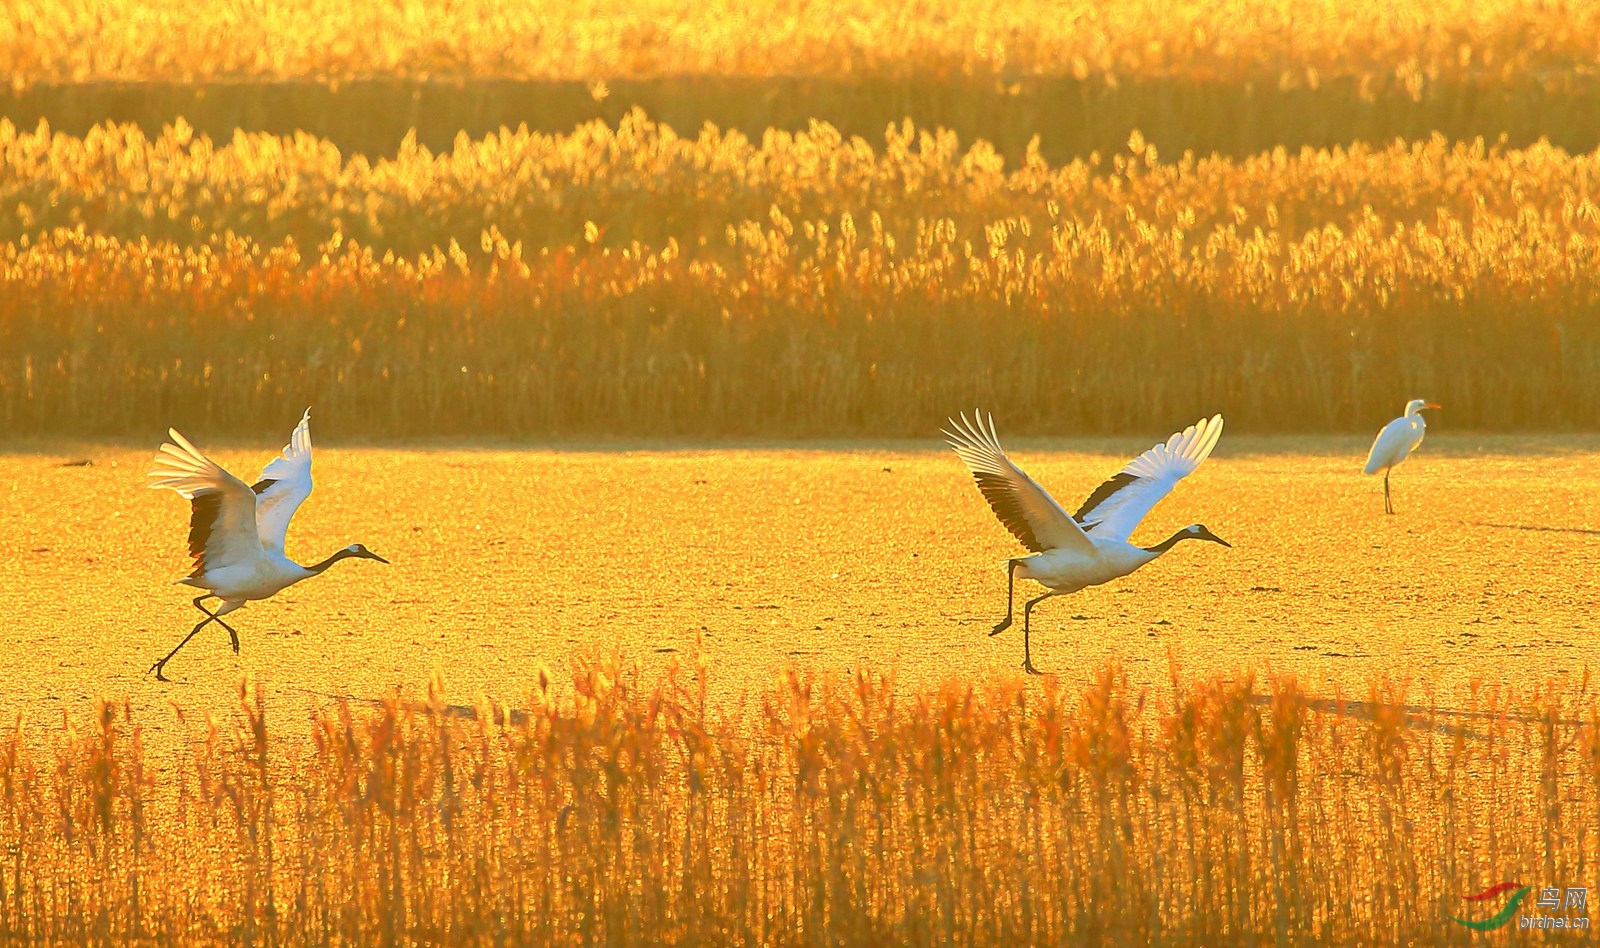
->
(1, 0, 1598, 943)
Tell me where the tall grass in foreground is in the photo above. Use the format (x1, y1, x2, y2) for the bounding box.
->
(0, 659, 1595, 944)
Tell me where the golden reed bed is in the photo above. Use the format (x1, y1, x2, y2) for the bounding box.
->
(4, 0, 1597, 87)
(3, 657, 1595, 944)
(1, 116, 1597, 436)
(9, 0, 1600, 162)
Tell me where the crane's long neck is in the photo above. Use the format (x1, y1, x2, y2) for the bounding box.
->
(307, 548, 360, 575)
(1143, 530, 1198, 555)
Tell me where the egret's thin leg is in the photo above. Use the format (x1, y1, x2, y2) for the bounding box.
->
(192, 595, 241, 653)
(1020, 592, 1053, 675)
(151, 614, 214, 682)
(1384, 470, 1394, 515)
(990, 560, 1019, 636)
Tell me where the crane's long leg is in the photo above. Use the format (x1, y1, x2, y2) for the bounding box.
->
(150, 596, 244, 681)
(1384, 469, 1394, 515)
(150, 613, 214, 682)
(192, 596, 243, 654)
(1020, 592, 1054, 675)
(990, 560, 1019, 636)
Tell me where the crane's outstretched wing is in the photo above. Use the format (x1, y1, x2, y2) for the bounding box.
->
(1075, 415, 1224, 542)
(252, 408, 314, 553)
(943, 411, 1094, 555)
(149, 429, 262, 578)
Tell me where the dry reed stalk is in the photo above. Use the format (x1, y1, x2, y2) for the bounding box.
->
(0, 656, 1593, 944)
(4, 121, 1600, 435)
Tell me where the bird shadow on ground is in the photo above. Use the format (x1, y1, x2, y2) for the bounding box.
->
(1471, 521, 1600, 536)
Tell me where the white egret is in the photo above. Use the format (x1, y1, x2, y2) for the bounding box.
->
(1363, 399, 1439, 514)
(944, 413, 1229, 674)
(146, 409, 388, 680)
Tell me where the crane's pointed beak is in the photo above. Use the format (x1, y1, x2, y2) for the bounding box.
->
(365, 551, 391, 565)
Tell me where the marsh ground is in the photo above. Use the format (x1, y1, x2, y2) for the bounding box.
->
(3, 434, 1598, 734)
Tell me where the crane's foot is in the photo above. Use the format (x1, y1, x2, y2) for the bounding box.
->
(990, 617, 1013, 636)
(228, 630, 240, 654)
(1022, 658, 1045, 676)
(149, 660, 171, 682)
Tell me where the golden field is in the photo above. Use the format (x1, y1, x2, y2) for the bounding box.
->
(3, 438, 1599, 722)
(6, 0, 1600, 941)
(0, 440, 1598, 942)
(4, 118, 1600, 436)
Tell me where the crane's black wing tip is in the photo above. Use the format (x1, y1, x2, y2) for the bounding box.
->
(1074, 471, 1141, 521)
(185, 491, 227, 574)
(972, 472, 1045, 554)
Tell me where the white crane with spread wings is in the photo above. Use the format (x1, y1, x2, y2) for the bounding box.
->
(945, 412, 1230, 674)
(146, 409, 388, 680)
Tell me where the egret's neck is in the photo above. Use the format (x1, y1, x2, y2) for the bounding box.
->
(307, 548, 360, 575)
(1143, 530, 1198, 555)
(1405, 405, 1424, 418)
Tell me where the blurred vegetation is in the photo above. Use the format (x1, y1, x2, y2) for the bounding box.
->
(4, 0, 1600, 435)
(12, 74, 1600, 164)
(1, 658, 1595, 943)
(6, 0, 1596, 89)
(2, 116, 1598, 436)
(7, 0, 1600, 161)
